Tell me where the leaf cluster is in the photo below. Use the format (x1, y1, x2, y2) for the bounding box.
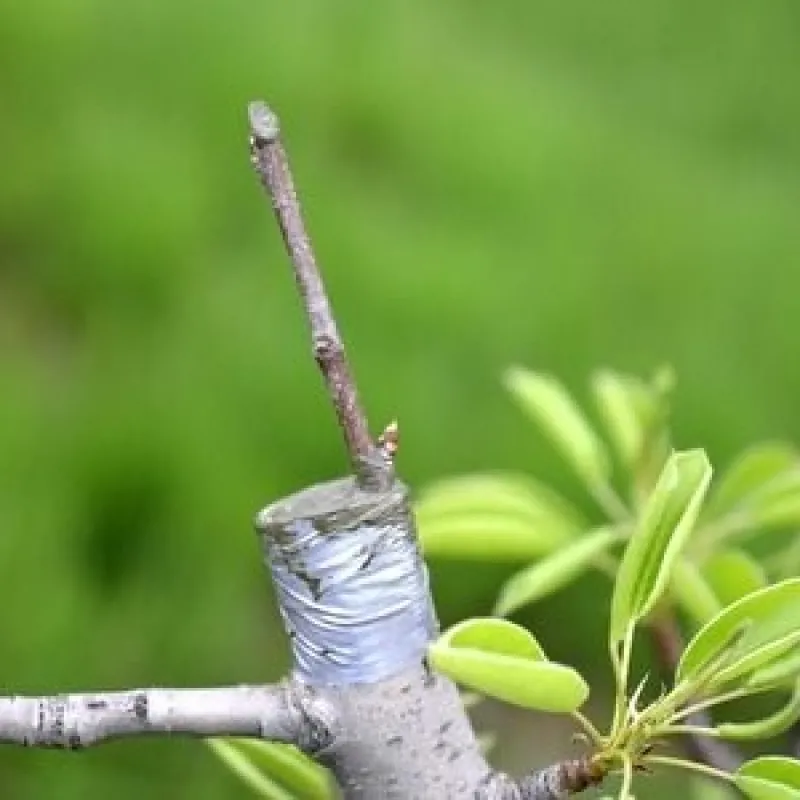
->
(423, 367, 800, 799)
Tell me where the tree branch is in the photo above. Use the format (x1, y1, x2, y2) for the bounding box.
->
(0, 685, 303, 749)
(476, 757, 605, 799)
(516, 757, 606, 799)
(247, 101, 389, 490)
(650, 614, 743, 774)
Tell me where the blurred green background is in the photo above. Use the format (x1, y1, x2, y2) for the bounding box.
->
(1, 0, 798, 797)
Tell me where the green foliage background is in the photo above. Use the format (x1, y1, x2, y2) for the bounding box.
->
(1, 1, 798, 797)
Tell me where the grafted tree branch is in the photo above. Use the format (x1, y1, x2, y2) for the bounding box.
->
(0, 101, 607, 800)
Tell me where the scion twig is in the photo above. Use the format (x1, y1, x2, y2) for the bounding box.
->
(247, 101, 390, 490)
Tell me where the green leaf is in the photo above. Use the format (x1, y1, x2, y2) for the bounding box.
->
(590, 370, 651, 470)
(503, 367, 610, 489)
(735, 757, 800, 800)
(437, 617, 546, 659)
(715, 629, 800, 689)
(704, 549, 767, 607)
(429, 618, 588, 712)
(206, 739, 332, 800)
(718, 680, 800, 741)
(749, 470, 800, 530)
(494, 527, 621, 616)
(705, 443, 798, 520)
(415, 473, 583, 560)
(609, 449, 713, 643)
(677, 578, 800, 686)
(671, 557, 722, 627)
(417, 515, 562, 562)
(748, 648, 800, 689)
(416, 474, 584, 531)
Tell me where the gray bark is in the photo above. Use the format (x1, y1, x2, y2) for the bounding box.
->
(0, 686, 299, 748)
(0, 474, 601, 798)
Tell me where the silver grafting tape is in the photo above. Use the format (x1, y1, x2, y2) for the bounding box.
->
(256, 477, 438, 684)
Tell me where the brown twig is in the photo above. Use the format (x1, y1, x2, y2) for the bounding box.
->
(247, 101, 389, 489)
(650, 613, 744, 776)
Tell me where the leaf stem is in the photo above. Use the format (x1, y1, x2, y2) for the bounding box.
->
(610, 622, 635, 739)
(648, 614, 744, 773)
(655, 723, 720, 738)
(693, 512, 750, 554)
(669, 689, 750, 725)
(642, 754, 734, 786)
(570, 710, 603, 746)
(592, 481, 630, 523)
(618, 753, 634, 800)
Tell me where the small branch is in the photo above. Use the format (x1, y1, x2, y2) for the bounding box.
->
(476, 757, 605, 799)
(649, 614, 743, 774)
(0, 685, 301, 749)
(514, 757, 606, 799)
(247, 101, 389, 489)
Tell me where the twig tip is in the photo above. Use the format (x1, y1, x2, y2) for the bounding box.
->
(248, 100, 280, 143)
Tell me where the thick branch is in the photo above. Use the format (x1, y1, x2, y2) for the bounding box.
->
(650, 614, 743, 774)
(247, 101, 389, 489)
(0, 685, 302, 749)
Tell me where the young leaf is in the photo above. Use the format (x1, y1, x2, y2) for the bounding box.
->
(609, 449, 713, 643)
(677, 578, 800, 685)
(704, 443, 798, 520)
(703, 469, 800, 547)
(735, 756, 800, 800)
(670, 557, 722, 627)
(749, 470, 800, 530)
(429, 618, 588, 712)
(748, 648, 800, 689)
(417, 515, 568, 561)
(503, 367, 610, 490)
(416, 472, 582, 560)
(704, 549, 767, 607)
(494, 527, 621, 616)
(206, 739, 332, 800)
(437, 617, 547, 659)
(590, 370, 650, 470)
(717, 679, 800, 741)
(715, 629, 800, 689)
